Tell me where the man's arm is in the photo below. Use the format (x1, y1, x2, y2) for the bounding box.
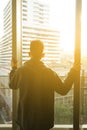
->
(54, 65, 79, 95)
(9, 68, 22, 89)
(9, 67, 17, 81)
(9, 58, 21, 89)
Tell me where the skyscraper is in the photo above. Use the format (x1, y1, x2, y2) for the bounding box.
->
(0, 0, 61, 67)
(0, 0, 12, 67)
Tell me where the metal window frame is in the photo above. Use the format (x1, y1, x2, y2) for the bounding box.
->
(74, 0, 82, 130)
(12, 0, 22, 130)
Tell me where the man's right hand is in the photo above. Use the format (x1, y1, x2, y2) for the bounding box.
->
(73, 63, 81, 72)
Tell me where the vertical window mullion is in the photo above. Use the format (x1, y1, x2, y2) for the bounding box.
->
(12, 0, 22, 130)
(74, 0, 82, 130)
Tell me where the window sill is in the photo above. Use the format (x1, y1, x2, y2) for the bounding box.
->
(0, 124, 87, 130)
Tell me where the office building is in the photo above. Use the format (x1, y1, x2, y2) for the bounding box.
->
(0, 0, 61, 67)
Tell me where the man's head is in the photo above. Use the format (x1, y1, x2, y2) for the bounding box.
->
(29, 40, 44, 60)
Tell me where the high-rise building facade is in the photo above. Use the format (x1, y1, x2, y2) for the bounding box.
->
(22, 0, 50, 27)
(0, 0, 61, 67)
(0, 0, 12, 67)
(22, 26, 60, 64)
(22, 0, 61, 64)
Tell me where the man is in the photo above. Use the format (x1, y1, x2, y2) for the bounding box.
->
(9, 40, 77, 130)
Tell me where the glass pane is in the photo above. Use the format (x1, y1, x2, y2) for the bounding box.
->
(22, 0, 75, 125)
(0, 76, 12, 124)
(81, 0, 87, 125)
(49, 0, 75, 125)
(0, 0, 12, 125)
(1, 0, 87, 128)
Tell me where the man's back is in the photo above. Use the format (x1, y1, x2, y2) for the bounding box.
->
(10, 59, 56, 129)
(9, 40, 76, 130)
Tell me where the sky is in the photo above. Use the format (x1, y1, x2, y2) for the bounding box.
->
(0, 0, 87, 56)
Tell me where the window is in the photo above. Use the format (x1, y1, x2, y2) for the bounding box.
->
(0, 0, 12, 127)
(0, 0, 87, 130)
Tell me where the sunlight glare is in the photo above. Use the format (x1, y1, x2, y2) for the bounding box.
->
(50, 0, 75, 54)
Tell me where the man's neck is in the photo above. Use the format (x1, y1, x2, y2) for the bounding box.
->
(30, 57, 41, 62)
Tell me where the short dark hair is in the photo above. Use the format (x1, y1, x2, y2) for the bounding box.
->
(30, 40, 44, 55)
